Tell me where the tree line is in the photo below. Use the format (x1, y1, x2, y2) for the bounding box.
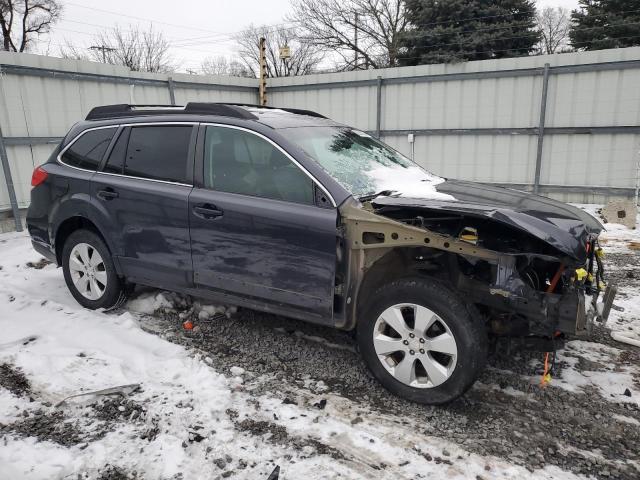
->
(1, 0, 640, 76)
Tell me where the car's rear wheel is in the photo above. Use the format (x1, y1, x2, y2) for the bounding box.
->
(62, 229, 127, 310)
(357, 277, 487, 405)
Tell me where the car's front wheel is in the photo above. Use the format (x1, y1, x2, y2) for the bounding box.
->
(357, 277, 487, 405)
(62, 229, 127, 310)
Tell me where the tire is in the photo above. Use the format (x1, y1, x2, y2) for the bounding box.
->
(62, 229, 127, 310)
(357, 277, 487, 405)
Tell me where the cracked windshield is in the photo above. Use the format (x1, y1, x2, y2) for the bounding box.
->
(285, 126, 445, 199)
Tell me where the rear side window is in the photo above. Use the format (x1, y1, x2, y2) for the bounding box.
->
(61, 128, 116, 170)
(123, 125, 193, 184)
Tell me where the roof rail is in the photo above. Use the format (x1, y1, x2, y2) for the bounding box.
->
(85, 103, 258, 121)
(224, 103, 327, 119)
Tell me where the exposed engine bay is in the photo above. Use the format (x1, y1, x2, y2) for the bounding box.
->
(335, 197, 617, 344)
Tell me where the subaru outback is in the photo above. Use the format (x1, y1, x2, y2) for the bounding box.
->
(26, 103, 616, 404)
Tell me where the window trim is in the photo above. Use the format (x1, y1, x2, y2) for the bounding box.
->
(58, 122, 198, 187)
(57, 125, 118, 173)
(200, 122, 337, 207)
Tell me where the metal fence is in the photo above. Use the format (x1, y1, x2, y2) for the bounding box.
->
(2, 47, 640, 231)
(0, 52, 257, 230)
(268, 47, 640, 206)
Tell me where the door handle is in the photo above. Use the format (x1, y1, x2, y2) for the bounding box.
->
(193, 204, 223, 219)
(97, 188, 119, 200)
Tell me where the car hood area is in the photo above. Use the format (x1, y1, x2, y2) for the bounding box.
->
(370, 179, 604, 262)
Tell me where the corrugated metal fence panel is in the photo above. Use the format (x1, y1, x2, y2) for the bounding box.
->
(541, 133, 639, 188)
(271, 85, 378, 132)
(0, 144, 54, 209)
(3, 48, 640, 212)
(0, 52, 259, 210)
(269, 47, 640, 202)
(382, 133, 538, 184)
(172, 85, 256, 104)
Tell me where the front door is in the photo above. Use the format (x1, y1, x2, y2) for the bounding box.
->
(189, 125, 337, 321)
(91, 124, 196, 288)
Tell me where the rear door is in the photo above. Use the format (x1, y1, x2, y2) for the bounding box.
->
(189, 124, 337, 321)
(91, 123, 196, 288)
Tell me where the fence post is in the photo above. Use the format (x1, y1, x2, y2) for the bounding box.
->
(0, 125, 23, 232)
(533, 63, 550, 194)
(635, 143, 640, 206)
(375, 75, 382, 138)
(168, 77, 176, 106)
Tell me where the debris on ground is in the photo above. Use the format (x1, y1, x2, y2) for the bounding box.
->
(55, 384, 141, 407)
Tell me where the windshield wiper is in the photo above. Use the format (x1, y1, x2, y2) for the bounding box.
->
(358, 190, 397, 202)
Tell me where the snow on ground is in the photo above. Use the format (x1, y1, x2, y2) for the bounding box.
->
(573, 203, 640, 254)
(0, 233, 584, 479)
(549, 204, 640, 403)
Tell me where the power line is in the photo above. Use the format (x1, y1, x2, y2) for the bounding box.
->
(65, 1, 227, 35)
(58, 4, 640, 51)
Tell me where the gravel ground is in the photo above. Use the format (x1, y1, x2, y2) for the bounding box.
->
(1, 214, 639, 479)
(130, 246, 640, 480)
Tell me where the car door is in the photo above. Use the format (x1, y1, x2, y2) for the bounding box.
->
(189, 124, 337, 322)
(91, 123, 197, 288)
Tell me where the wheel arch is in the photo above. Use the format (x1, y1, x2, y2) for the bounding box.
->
(354, 246, 455, 326)
(54, 216, 121, 274)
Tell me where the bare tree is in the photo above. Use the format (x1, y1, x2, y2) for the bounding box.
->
(536, 6, 571, 55)
(234, 24, 322, 77)
(0, 0, 61, 52)
(60, 25, 175, 73)
(289, 0, 407, 70)
(201, 55, 253, 77)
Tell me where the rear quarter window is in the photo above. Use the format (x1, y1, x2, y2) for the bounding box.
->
(60, 127, 116, 170)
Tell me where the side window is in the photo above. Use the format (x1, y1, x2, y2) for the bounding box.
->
(124, 125, 192, 184)
(204, 126, 313, 205)
(61, 128, 116, 170)
(103, 128, 129, 174)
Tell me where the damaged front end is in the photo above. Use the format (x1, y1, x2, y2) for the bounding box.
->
(335, 197, 616, 341)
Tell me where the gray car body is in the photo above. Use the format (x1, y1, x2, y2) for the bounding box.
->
(26, 105, 604, 336)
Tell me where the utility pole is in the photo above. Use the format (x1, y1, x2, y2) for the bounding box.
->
(354, 12, 358, 70)
(259, 37, 267, 106)
(89, 45, 115, 63)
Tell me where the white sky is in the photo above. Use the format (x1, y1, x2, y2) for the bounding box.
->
(38, 0, 580, 73)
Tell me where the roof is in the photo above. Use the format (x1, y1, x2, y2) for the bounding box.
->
(84, 103, 339, 129)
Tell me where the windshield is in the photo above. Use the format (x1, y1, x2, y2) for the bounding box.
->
(284, 126, 450, 200)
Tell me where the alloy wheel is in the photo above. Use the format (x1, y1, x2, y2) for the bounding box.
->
(373, 303, 458, 388)
(68, 242, 107, 300)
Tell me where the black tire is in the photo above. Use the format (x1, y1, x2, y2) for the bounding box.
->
(62, 229, 127, 310)
(357, 277, 487, 405)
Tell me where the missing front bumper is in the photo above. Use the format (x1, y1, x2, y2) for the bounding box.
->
(575, 284, 617, 336)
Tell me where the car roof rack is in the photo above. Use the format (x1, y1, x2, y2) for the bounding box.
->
(85, 103, 259, 121)
(85, 102, 327, 121)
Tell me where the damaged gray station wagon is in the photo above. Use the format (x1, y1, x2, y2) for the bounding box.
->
(27, 103, 617, 404)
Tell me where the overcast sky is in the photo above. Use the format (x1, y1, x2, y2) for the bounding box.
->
(41, 0, 581, 73)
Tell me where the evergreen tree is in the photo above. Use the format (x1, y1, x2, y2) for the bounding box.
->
(399, 0, 540, 65)
(570, 0, 640, 50)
